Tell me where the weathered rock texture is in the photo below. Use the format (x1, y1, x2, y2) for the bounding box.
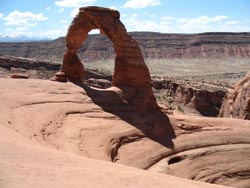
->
(1, 32, 250, 62)
(220, 71, 250, 119)
(153, 78, 226, 116)
(0, 56, 61, 79)
(0, 56, 60, 71)
(51, 6, 157, 108)
(0, 78, 250, 188)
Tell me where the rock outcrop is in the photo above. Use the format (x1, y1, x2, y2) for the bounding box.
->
(153, 78, 226, 116)
(0, 56, 61, 79)
(51, 6, 157, 109)
(220, 71, 250, 119)
(0, 56, 60, 71)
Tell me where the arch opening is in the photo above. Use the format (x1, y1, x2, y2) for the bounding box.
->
(50, 6, 158, 109)
(77, 29, 115, 74)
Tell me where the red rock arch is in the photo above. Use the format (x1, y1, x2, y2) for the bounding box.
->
(51, 6, 157, 108)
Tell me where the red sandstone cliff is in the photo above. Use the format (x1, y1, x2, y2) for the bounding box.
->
(220, 71, 250, 120)
(153, 79, 226, 116)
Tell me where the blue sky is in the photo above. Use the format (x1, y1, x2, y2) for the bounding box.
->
(0, 0, 249, 39)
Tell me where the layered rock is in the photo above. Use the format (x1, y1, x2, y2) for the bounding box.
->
(153, 79, 226, 116)
(1, 32, 250, 62)
(51, 6, 157, 109)
(0, 56, 60, 71)
(220, 71, 250, 119)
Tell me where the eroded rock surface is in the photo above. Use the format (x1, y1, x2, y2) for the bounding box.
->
(51, 6, 157, 109)
(220, 71, 250, 119)
(153, 78, 226, 116)
(1, 78, 249, 188)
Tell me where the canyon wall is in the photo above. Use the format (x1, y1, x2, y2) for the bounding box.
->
(0, 32, 249, 62)
(220, 71, 250, 120)
(153, 78, 226, 116)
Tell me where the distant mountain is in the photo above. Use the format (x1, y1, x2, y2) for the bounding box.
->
(0, 32, 250, 62)
(0, 35, 51, 42)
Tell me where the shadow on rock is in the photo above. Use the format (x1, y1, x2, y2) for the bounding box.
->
(79, 83, 176, 149)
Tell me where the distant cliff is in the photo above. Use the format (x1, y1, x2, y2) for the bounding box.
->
(0, 32, 250, 62)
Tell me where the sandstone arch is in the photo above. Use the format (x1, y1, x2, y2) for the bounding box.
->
(51, 6, 157, 108)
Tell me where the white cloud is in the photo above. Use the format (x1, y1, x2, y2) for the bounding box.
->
(124, 16, 175, 33)
(224, 21, 240, 25)
(109, 6, 117, 10)
(89, 29, 99, 34)
(123, 0, 161, 9)
(58, 8, 64, 13)
(161, 16, 176, 24)
(174, 15, 229, 33)
(0, 33, 5, 37)
(70, 8, 79, 17)
(37, 29, 66, 38)
(214, 24, 250, 33)
(177, 15, 228, 25)
(16, 27, 28, 31)
(132, 13, 137, 17)
(0, 13, 4, 19)
(46, 7, 51, 10)
(4, 27, 66, 38)
(5, 27, 31, 37)
(60, 20, 67, 24)
(55, 0, 96, 8)
(161, 16, 176, 21)
(4, 10, 47, 27)
(123, 14, 249, 33)
(121, 14, 128, 18)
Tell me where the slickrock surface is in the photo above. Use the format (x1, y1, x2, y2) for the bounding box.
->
(1, 78, 250, 188)
(220, 71, 250, 119)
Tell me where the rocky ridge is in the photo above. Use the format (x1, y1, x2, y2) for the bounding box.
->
(0, 32, 250, 62)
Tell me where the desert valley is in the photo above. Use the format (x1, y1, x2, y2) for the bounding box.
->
(0, 5, 250, 188)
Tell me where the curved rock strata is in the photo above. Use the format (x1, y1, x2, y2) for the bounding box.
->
(1, 78, 250, 188)
(51, 6, 157, 108)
